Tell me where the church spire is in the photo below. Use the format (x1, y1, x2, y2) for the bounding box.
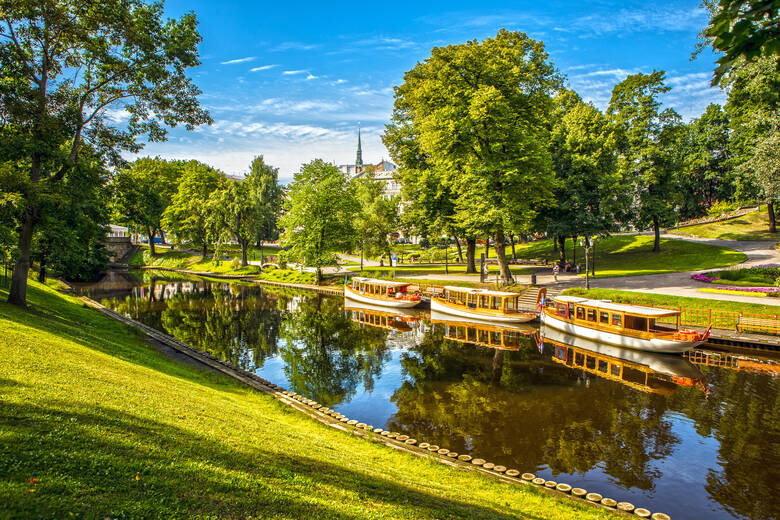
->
(356, 123, 363, 168)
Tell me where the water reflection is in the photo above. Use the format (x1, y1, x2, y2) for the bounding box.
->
(86, 275, 780, 520)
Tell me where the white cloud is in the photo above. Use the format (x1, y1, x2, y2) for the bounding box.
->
(250, 64, 278, 72)
(220, 56, 256, 65)
(283, 69, 307, 75)
(272, 41, 320, 52)
(305, 73, 319, 80)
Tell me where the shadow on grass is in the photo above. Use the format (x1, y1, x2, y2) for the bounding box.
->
(0, 399, 549, 520)
(0, 282, 246, 396)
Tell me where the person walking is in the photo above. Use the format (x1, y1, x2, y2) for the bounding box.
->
(552, 263, 560, 281)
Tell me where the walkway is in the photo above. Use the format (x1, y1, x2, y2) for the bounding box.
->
(402, 234, 780, 307)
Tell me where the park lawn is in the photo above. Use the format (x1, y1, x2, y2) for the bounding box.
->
(675, 208, 780, 241)
(0, 280, 606, 520)
(562, 287, 780, 315)
(489, 235, 745, 277)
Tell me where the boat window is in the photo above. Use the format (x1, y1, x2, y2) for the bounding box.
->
(506, 298, 516, 311)
(478, 330, 490, 343)
(625, 315, 649, 332)
(557, 303, 567, 317)
(505, 332, 519, 347)
(490, 331, 501, 345)
(610, 363, 621, 377)
(598, 360, 608, 373)
(587, 308, 597, 322)
(575, 352, 585, 366)
(566, 347, 574, 366)
(491, 297, 501, 310)
(467, 327, 477, 342)
(576, 307, 585, 320)
(600, 311, 609, 324)
(612, 313, 622, 327)
(622, 366, 646, 385)
(555, 346, 566, 361)
(586, 356, 596, 370)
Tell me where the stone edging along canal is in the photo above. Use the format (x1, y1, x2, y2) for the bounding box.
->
(79, 293, 672, 520)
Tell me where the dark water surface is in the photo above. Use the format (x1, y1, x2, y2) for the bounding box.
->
(77, 272, 780, 520)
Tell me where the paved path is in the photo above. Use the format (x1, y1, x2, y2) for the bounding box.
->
(402, 234, 780, 307)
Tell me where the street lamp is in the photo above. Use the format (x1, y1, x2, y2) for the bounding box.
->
(579, 237, 591, 290)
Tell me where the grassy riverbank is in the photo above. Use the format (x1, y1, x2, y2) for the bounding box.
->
(563, 287, 779, 315)
(0, 280, 607, 519)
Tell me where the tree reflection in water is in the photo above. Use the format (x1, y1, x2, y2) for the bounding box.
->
(388, 324, 679, 491)
(279, 294, 390, 406)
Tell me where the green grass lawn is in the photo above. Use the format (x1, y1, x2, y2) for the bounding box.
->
(674, 208, 780, 241)
(562, 287, 779, 315)
(0, 280, 607, 519)
(495, 235, 745, 278)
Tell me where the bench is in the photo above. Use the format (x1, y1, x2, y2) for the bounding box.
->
(737, 317, 780, 335)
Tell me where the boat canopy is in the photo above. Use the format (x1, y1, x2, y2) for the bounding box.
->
(444, 286, 520, 298)
(553, 295, 679, 318)
(352, 277, 412, 288)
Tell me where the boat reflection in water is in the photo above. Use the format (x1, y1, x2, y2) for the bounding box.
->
(344, 300, 428, 348)
(541, 326, 705, 395)
(430, 309, 537, 351)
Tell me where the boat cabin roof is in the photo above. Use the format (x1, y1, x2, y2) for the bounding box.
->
(444, 286, 520, 298)
(553, 295, 679, 317)
(352, 277, 412, 288)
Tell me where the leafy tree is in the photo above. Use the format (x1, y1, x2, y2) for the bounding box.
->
(278, 159, 358, 284)
(244, 156, 282, 263)
(608, 71, 680, 252)
(390, 30, 561, 283)
(32, 150, 110, 282)
(724, 55, 779, 231)
(353, 174, 400, 269)
(162, 162, 224, 257)
(546, 90, 622, 265)
(675, 104, 734, 219)
(208, 179, 258, 267)
(111, 158, 183, 256)
(0, 0, 211, 306)
(701, 0, 780, 85)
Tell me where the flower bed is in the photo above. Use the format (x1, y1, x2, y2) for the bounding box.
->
(691, 264, 780, 289)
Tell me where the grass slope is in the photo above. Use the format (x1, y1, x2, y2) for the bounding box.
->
(0, 280, 606, 519)
(491, 235, 745, 277)
(676, 209, 780, 241)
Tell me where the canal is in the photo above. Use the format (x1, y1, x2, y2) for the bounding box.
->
(77, 271, 780, 520)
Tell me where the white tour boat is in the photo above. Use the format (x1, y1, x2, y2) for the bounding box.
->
(541, 295, 709, 353)
(430, 286, 536, 323)
(344, 277, 422, 308)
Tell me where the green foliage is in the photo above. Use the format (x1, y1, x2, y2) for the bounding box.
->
(111, 158, 183, 255)
(388, 30, 561, 282)
(546, 90, 623, 241)
(279, 160, 358, 282)
(208, 179, 258, 266)
(608, 71, 681, 250)
(0, 0, 211, 305)
(703, 0, 780, 84)
(244, 156, 283, 249)
(353, 174, 400, 265)
(162, 162, 224, 256)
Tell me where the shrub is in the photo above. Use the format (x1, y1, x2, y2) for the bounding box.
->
(230, 258, 241, 270)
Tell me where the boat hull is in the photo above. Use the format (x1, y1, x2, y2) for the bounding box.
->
(541, 311, 700, 353)
(344, 286, 421, 308)
(431, 298, 536, 323)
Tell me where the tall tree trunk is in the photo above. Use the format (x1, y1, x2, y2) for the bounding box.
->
(202, 243, 208, 258)
(241, 241, 248, 267)
(360, 243, 364, 272)
(37, 255, 46, 283)
(465, 238, 477, 273)
(453, 236, 463, 263)
(510, 235, 516, 259)
(519, 234, 528, 243)
(147, 227, 157, 256)
(259, 241, 264, 265)
(768, 201, 776, 233)
(316, 267, 321, 285)
(552, 235, 558, 253)
(493, 230, 514, 285)
(484, 239, 490, 260)
(572, 235, 577, 266)
(8, 209, 35, 306)
(653, 217, 661, 253)
(558, 235, 566, 266)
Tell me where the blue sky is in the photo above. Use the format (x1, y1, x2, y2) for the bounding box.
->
(132, 0, 726, 181)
